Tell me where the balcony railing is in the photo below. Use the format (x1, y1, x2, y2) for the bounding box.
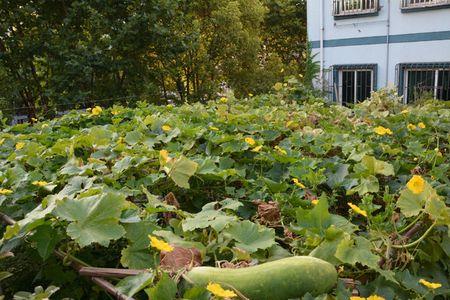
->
(333, 0, 379, 17)
(401, 0, 450, 9)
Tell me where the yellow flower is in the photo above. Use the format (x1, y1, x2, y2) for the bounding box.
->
(41, 124, 49, 129)
(292, 178, 306, 189)
(219, 97, 228, 103)
(350, 297, 366, 300)
(159, 150, 172, 163)
(91, 106, 103, 116)
(274, 146, 287, 155)
(418, 122, 426, 129)
(248, 93, 254, 97)
(273, 82, 283, 91)
(148, 236, 173, 252)
(348, 203, 368, 217)
(407, 175, 425, 195)
(162, 125, 172, 132)
(400, 109, 409, 114)
(209, 126, 220, 131)
(32, 181, 48, 187)
(286, 120, 294, 128)
(111, 110, 120, 116)
(31, 117, 38, 122)
(407, 123, 417, 131)
(245, 137, 256, 146)
(374, 126, 393, 136)
(0, 189, 13, 195)
(207, 283, 237, 299)
(367, 296, 385, 300)
(251, 145, 263, 152)
(419, 279, 442, 289)
(15, 142, 25, 150)
(311, 199, 319, 206)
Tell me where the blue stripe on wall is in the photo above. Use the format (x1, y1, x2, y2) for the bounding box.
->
(310, 30, 450, 48)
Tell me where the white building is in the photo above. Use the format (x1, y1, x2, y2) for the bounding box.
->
(307, 0, 450, 105)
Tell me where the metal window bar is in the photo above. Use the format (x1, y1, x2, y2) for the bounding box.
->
(398, 63, 450, 103)
(333, 0, 379, 16)
(330, 65, 375, 106)
(401, 0, 450, 9)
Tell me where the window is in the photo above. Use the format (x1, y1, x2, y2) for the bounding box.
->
(333, 65, 377, 106)
(401, 0, 450, 10)
(333, 0, 379, 18)
(398, 63, 450, 103)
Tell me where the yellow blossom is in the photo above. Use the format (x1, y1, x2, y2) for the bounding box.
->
(207, 283, 237, 299)
(32, 181, 48, 187)
(350, 297, 366, 300)
(286, 120, 294, 128)
(418, 122, 426, 129)
(219, 97, 228, 103)
(274, 146, 287, 155)
(348, 202, 368, 217)
(407, 123, 417, 131)
(273, 82, 283, 91)
(0, 189, 13, 195)
(248, 93, 253, 97)
(407, 175, 425, 194)
(367, 296, 385, 300)
(292, 178, 306, 189)
(111, 110, 120, 115)
(42, 124, 49, 129)
(245, 137, 256, 146)
(162, 125, 172, 132)
(31, 117, 38, 122)
(251, 145, 263, 152)
(209, 126, 220, 131)
(400, 109, 409, 114)
(374, 126, 393, 136)
(15, 142, 25, 150)
(311, 199, 319, 206)
(148, 235, 173, 252)
(159, 150, 172, 163)
(91, 106, 103, 116)
(419, 279, 442, 289)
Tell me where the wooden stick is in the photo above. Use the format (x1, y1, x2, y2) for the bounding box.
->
(0, 212, 135, 300)
(79, 267, 146, 278)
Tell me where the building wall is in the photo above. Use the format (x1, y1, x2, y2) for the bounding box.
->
(308, 0, 450, 88)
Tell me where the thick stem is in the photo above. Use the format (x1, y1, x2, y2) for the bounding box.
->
(391, 222, 436, 249)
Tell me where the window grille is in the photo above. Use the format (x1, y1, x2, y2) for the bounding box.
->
(333, 0, 379, 17)
(331, 64, 377, 106)
(401, 0, 450, 9)
(397, 63, 450, 103)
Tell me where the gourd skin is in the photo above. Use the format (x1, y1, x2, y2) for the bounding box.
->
(184, 256, 337, 300)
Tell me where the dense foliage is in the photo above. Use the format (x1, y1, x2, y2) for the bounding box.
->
(0, 86, 449, 299)
(0, 0, 307, 119)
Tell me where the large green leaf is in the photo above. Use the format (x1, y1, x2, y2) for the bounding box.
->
(162, 156, 198, 189)
(145, 273, 177, 300)
(54, 192, 126, 247)
(182, 203, 236, 232)
(30, 225, 61, 260)
(116, 272, 154, 297)
(223, 220, 276, 253)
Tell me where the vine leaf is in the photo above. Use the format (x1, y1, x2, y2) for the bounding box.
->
(162, 156, 198, 189)
(116, 272, 154, 297)
(223, 220, 276, 253)
(55, 192, 126, 247)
